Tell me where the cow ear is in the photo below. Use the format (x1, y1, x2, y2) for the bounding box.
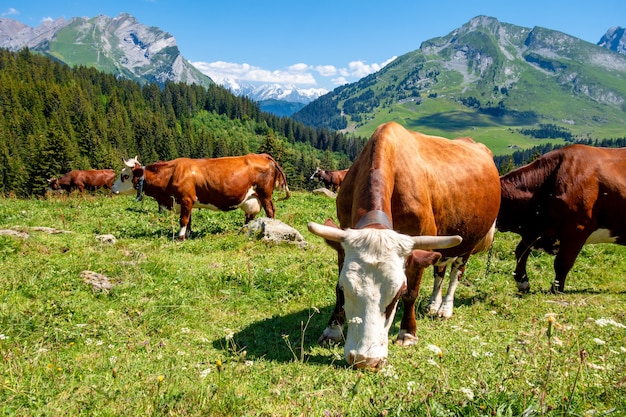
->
(410, 235, 462, 250)
(308, 222, 346, 243)
(131, 166, 144, 177)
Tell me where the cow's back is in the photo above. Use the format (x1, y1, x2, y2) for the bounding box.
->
(337, 122, 500, 255)
(499, 145, 626, 244)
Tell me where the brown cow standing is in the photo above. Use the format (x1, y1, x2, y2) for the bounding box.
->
(113, 154, 290, 240)
(310, 167, 349, 192)
(308, 122, 500, 368)
(48, 169, 116, 194)
(498, 144, 626, 293)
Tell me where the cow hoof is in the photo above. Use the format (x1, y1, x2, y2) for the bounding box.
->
(516, 280, 530, 293)
(426, 303, 440, 316)
(395, 330, 418, 347)
(317, 325, 343, 345)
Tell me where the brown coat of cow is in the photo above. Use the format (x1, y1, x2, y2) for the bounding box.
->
(125, 154, 290, 239)
(310, 122, 501, 364)
(497, 144, 626, 293)
(48, 169, 115, 193)
(310, 168, 349, 192)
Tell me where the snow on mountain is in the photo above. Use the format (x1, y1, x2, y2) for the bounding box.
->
(221, 78, 327, 104)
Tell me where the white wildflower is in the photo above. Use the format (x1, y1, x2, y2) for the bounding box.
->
(460, 387, 474, 401)
(75, 323, 87, 328)
(200, 368, 211, 379)
(595, 318, 626, 328)
(224, 330, 234, 340)
(85, 338, 93, 346)
(181, 327, 190, 334)
(96, 340, 103, 346)
(426, 344, 443, 357)
(471, 350, 479, 358)
(245, 360, 254, 367)
(348, 316, 363, 325)
(593, 338, 606, 345)
(109, 356, 117, 365)
(427, 358, 439, 367)
(0, 334, 8, 340)
(483, 351, 494, 357)
(620, 347, 626, 354)
(381, 364, 398, 379)
(407, 381, 416, 393)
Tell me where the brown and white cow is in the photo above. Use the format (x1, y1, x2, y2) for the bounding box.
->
(48, 169, 116, 194)
(310, 167, 349, 192)
(498, 144, 626, 293)
(308, 122, 500, 369)
(113, 154, 290, 239)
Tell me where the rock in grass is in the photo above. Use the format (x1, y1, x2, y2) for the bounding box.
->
(81, 270, 116, 292)
(244, 217, 308, 248)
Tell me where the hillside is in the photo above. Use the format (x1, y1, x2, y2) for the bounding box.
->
(293, 16, 626, 154)
(0, 48, 363, 197)
(0, 14, 213, 88)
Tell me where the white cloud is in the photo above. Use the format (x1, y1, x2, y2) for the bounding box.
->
(315, 65, 337, 77)
(331, 76, 349, 86)
(192, 60, 317, 85)
(192, 56, 397, 90)
(1, 7, 19, 16)
(42, 17, 54, 23)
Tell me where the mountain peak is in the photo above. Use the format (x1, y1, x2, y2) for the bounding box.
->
(598, 26, 626, 54)
(0, 14, 212, 88)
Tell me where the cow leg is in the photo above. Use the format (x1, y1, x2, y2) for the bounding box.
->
(513, 240, 533, 293)
(397, 250, 441, 346)
(317, 284, 346, 344)
(436, 257, 467, 319)
(551, 237, 586, 293)
(319, 235, 346, 345)
(426, 266, 446, 316)
(255, 190, 275, 219)
(177, 200, 194, 240)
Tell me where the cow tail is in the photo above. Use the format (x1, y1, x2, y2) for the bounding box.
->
(266, 154, 291, 200)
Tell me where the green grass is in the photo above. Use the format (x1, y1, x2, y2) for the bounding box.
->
(1, 193, 625, 416)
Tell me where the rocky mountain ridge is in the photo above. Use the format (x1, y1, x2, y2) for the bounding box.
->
(292, 16, 626, 136)
(0, 13, 212, 88)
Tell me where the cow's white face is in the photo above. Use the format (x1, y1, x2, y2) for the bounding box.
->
(339, 228, 413, 368)
(308, 222, 462, 369)
(112, 157, 140, 195)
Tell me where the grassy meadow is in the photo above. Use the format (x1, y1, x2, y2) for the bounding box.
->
(0, 192, 625, 416)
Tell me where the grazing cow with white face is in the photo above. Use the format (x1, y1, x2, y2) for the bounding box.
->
(113, 154, 290, 239)
(308, 122, 500, 369)
(498, 144, 626, 293)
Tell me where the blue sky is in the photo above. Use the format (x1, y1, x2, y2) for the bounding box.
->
(3, 0, 624, 91)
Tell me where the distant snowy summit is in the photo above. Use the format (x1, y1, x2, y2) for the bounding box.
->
(220, 78, 328, 104)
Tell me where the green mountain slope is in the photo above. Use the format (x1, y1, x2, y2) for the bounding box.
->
(28, 14, 213, 88)
(293, 16, 626, 154)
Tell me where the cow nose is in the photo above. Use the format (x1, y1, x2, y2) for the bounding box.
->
(348, 351, 386, 370)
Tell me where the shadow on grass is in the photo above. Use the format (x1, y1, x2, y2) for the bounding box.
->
(120, 205, 238, 240)
(407, 109, 538, 132)
(216, 305, 350, 368)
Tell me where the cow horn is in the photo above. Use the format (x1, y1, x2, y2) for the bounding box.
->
(411, 235, 462, 250)
(308, 222, 347, 242)
(124, 155, 139, 168)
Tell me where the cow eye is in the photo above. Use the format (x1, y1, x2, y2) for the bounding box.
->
(123, 174, 129, 181)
